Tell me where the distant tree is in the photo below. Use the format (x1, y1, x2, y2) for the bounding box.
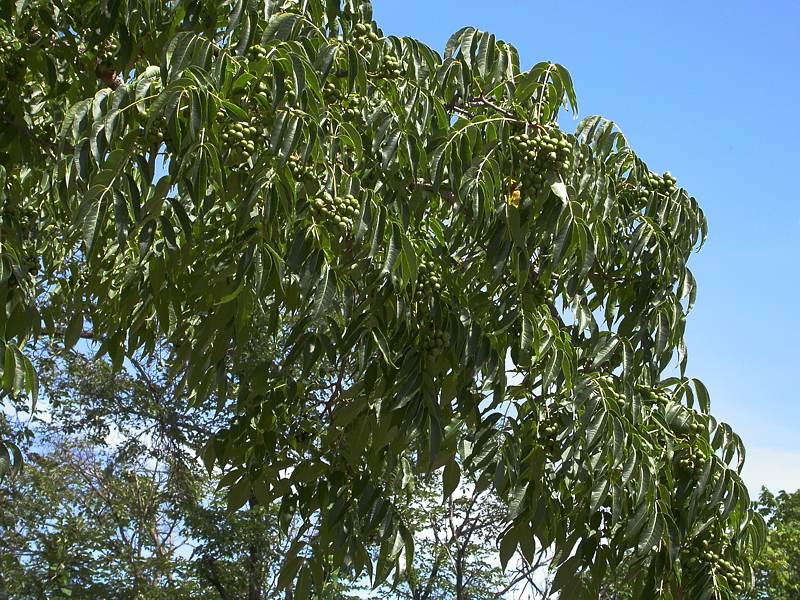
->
(0, 433, 201, 599)
(0, 346, 345, 600)
(748, 487, 800, 599)
(366, 470, 554, 600)
(3, 345, 552, 600)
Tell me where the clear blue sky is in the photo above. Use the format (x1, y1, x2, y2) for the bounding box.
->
(374, 1, 800, 493)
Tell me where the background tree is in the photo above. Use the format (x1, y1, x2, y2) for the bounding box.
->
(0, 0, 765, 596)
(0, 346, 346, 600)
(367, 469, 555, 600)
(2, 344, 549, 599)
(748, 488, 800, 599)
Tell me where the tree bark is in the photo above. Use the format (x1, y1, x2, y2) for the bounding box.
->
(247, 497, 263, 600)
(247, 539, 262, 600)
(455, 554, 466, 600)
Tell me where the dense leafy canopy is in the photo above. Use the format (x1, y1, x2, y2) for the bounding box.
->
(750, 488, 800, 599)
(2, 345, 550, 599)
(1, 0, 765, 597)
(1, 348, 353, 599)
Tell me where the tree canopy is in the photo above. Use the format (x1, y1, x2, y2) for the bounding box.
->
(750, 488, 800, 599)
(1, 347, 351, 599)
(0, 0, 765, 597)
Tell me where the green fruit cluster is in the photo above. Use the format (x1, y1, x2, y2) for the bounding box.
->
(685, 533, 748, 593)
(322, 79, 342, 103)
(643, 171, 678, 196)
(0, 30, 15, 54)
(1, 31, 26, 82)
(538, 417, 561, 455)
(620, 171, 677, 207)
(311, 191, 359, 233)
(510, 128, 572, 197)
(712, 557, 747, 592)
(531, 283, 555, 305)
(540, 422, 559, 438)
(675, 445, 708, 474)
(230, 71, 274, 107)
(99, 37, 119, 61)
(378, 52, 402, 79)
(218, 111, 261, 164)
(1, 202, 38, 241)
(340, 94, 372, 120)
(253, 80, 270, 103)
(597, 374, 616, 387)
(419, 329, 449, 355)
(598, 375, 627, 404)
(247, 44, 268, 61)
(352, 22, 381, 54)
(3, 54, 26, 80)
(286, 154, 313, 180)
(415, 257, 442, 301)
(645, 388, 670, 407)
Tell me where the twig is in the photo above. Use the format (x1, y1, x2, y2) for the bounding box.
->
(467, 95, 518, 121)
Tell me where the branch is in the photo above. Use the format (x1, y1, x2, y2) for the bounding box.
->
(466, 95, 518, 121)
(418, 553, 445, 600)
(450, 105, 475, 120)
(323, 357, 348, 417)
(201, 555, 233, 600)
(454, 484, 483, 551)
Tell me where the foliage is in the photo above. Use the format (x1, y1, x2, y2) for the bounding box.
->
(0, 434, 201, 599)
(748, 487, 800, 599)
(369, 469, 555, 599)
(0, 0, 765, 597)
(2, 345, 546, 599)
(0, 347, 344, 600)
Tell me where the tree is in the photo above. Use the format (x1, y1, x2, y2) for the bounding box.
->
(1, 0, 764, 597)
(0, 433, 201, 599)
(749, 488, 800, 599)
(367, 469, 555, 600)
(3, 344, 543, 600)
(0, 345, 350, 599)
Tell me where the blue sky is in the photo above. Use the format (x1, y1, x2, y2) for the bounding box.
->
(374, 1, 800, 493)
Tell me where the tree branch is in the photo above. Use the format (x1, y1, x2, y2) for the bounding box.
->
(201, 555, 233, 600)
(466, 95, 518, 121)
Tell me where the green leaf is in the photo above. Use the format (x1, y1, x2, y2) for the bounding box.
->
(552, 554, 582, 592)
(226, 475, 250, 513)
(509, 481, 528, 519)
(550, 180, 569, 204)
(3, 344, 16, 393)
(591, 334, 619, 368)
(693, 378, 711, 413)
(312, 266, 336, 317)
(381, 223, 401, 274)
(64, 312, 84, 350)
(442, 459, 461, 499)
(499, 526, 518, 570)
(372, 329, 397, 368)
(277, 543, 304, 590)
(21, 353, 38, 411)
(590, 477, 610, 513)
